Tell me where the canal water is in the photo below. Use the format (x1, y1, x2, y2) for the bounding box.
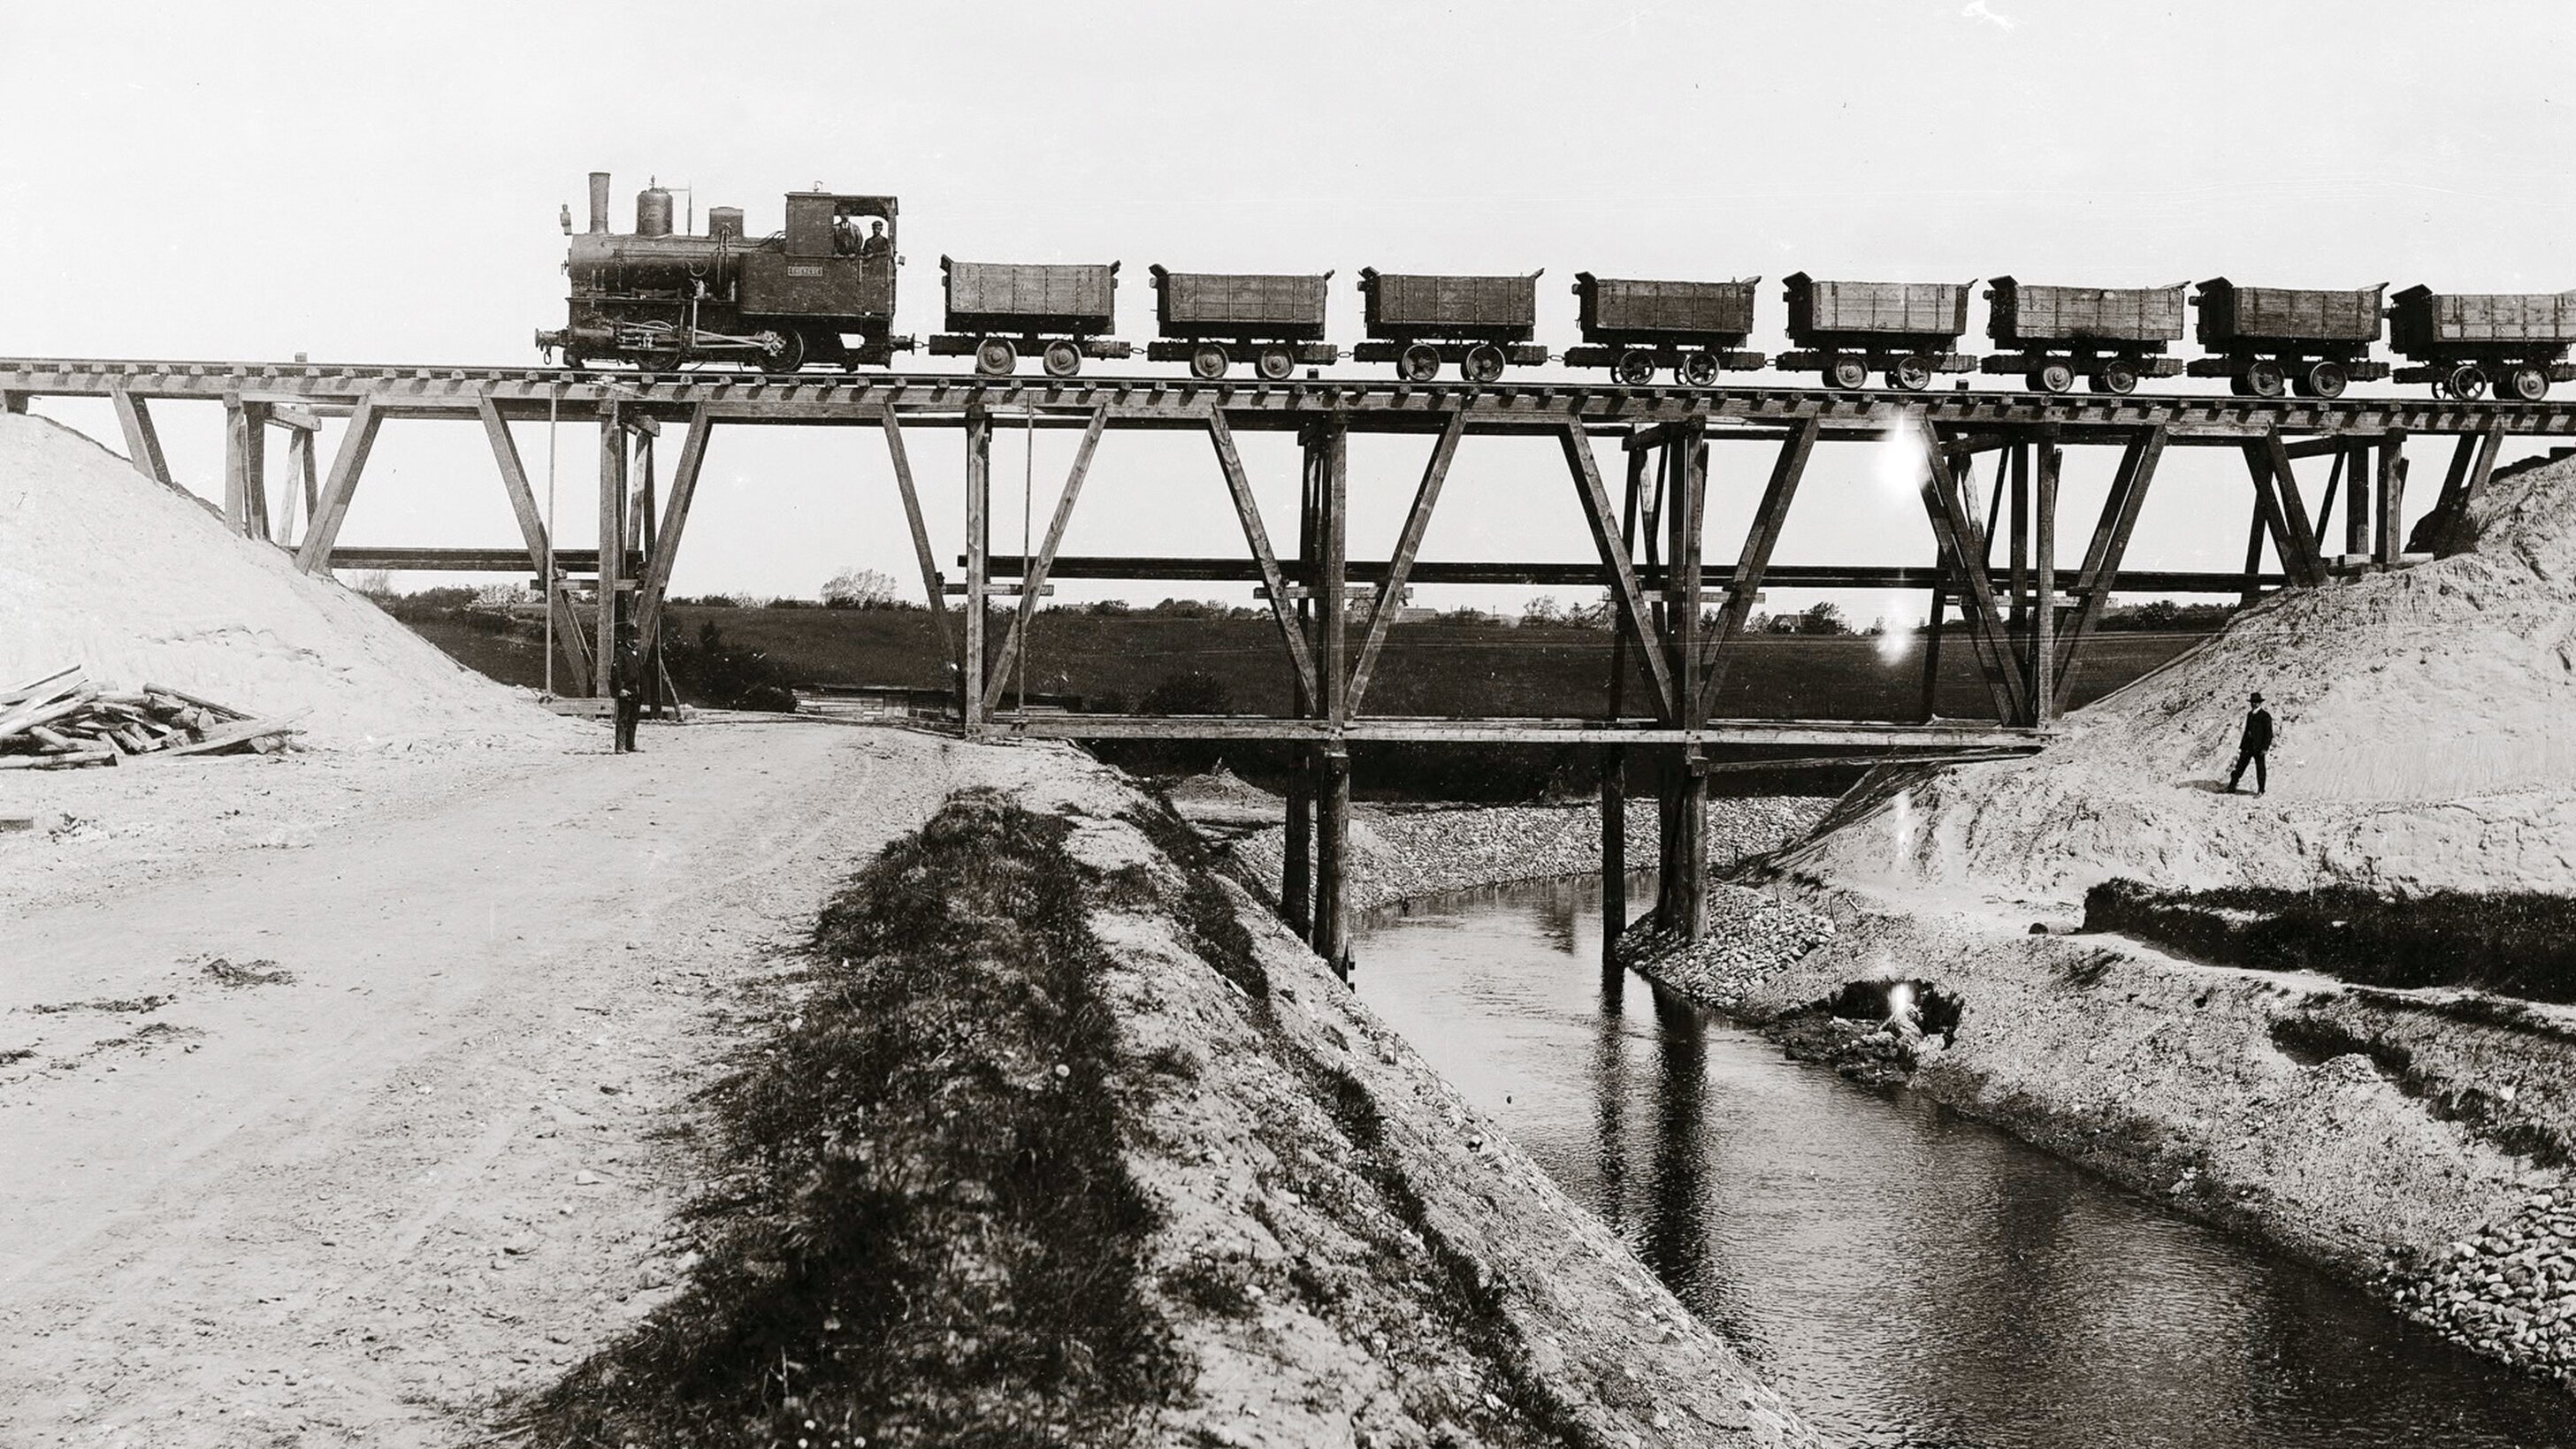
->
(1351, 873, 2576, 1449)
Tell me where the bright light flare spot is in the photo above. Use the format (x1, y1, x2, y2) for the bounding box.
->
(1873, 624, 1912, 665)
(1873, 416, 1929, 503)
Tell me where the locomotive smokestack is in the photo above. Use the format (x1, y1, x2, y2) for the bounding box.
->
(588, 172, 611, 234)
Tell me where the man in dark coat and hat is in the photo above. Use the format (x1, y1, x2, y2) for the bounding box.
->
(2227, 690, 2273, 795)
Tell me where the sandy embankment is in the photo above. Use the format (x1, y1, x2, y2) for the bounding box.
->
(1622, 451, 2576, 1389)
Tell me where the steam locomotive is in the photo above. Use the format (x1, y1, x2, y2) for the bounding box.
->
(538, 172, 2576, 400)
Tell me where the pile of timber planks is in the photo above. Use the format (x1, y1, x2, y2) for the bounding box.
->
(0, 667, 304, 770)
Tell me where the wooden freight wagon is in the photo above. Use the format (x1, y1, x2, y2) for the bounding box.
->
(2184, 279, 2389, 399)
(928, 257, 1134, 377)
(1565, 274, 1765, 386)
(1776, 273, 1977, 391)
(2386, 286, 2576, 400)
(1144, 267, 1338, 379)
(1979, 278, 2187, 395)
(1352, 269, 1548, 383)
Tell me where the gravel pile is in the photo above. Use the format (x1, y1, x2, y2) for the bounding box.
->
(1620, 883, 1839, 1010)
(2388, 1186, 2576, 1385)
(1227, 797, 1832, 913)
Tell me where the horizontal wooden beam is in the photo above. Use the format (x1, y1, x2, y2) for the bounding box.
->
(327, 546, 638, 573)
(988, 713, 2047, 748)
(977, 554, 2282, 593)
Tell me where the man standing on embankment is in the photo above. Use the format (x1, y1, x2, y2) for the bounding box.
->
(2228, 690, 2273, 795)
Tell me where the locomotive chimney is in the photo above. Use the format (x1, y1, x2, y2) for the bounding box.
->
(587, 172, 611, 234)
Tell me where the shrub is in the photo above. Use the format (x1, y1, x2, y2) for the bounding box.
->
(1138, 669, 1228, 716)
(661, 620, 799, 712)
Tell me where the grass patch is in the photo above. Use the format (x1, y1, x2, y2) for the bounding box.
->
(1116, 798, 1266, 1000)
(2085, 879, 2576, 1004)
(516, 789, 1180, 1447)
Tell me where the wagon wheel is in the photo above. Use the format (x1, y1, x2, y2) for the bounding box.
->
(757, 330, 807, 374)
(975, 337, 1019, 377)
(1680, 351, 1722, 388)
(2506, 364, 2550, 401)
(2094, 358, 2141, 395)
(1889, 355, 1934, 392)
(2033, 361, 2076, 395)
(1398, 343, 1441, 383)
(1255, 347, 1296, 381)
(1826, 355, 1869, 390)
(1461, 344, 1507, 385)
(2444, 364, 2488, 400)
(1189, 342, 1230, 381)
(2303, 360, 2348, 400)
(2243, 359, 2287, 399)
(1614, 349, 1657, 385)
(1042, 340, 1084, 378)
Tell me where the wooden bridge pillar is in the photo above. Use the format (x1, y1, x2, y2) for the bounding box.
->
(2376, 431, 2408, 568)
(1315, 744, 1351, 979)
(1600, 751, 1625, 971)
(1282, 425, 1320, 935)
(1657, 428, 1708, 939)
(222, 398, 267, 539)
(962, 406, 990, 729)
(593, 401, 626, 700)
(1308, 417, 1351, 977)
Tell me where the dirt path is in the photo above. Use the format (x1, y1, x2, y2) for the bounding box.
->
(0, 719, 1019, 1447)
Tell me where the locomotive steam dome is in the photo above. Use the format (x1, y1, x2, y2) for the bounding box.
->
(636, 182, 674, 238)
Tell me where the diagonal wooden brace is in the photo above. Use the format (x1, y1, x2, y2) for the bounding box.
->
(1560, 420, 1676, 723)
(1346, 408, 1464, 717)
(1206, 412, 1320, 705)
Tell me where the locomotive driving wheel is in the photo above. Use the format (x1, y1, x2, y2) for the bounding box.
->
(2243, 359, 2287, 399)
(1461, 344, 1507, 384)
(1256, 347, 1296, 381)
(1398, 344, 1441, 383)
(2506, 364, 2550, 401)
(756, 330, 806, 374)
(1615, 349, 1657, 385)
(2444, 364, 2488, 400)
(1680, 351, 1721, 387)
(2094, 358, 2140, 395)
(1889, 354, 1934, 392)
(1826, 355, 1869, 390)
(1043, 340, 1084, 378)
(975, 338, 1019, 377)
(1189, 342, 1230, 380)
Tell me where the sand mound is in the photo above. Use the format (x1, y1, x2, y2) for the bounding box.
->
(1786, 453, 2576, 904)
(0, 414, 579, 749)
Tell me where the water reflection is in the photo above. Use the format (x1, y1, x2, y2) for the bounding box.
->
(1354, 873, 2576, 1449)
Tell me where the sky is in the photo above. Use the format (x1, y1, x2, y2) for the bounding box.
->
(4, 0, 2573, 625)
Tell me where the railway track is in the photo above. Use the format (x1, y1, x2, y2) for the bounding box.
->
(6, 357, 2576, 438)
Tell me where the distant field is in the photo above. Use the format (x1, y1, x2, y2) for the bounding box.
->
(409, 606, 2206, 722)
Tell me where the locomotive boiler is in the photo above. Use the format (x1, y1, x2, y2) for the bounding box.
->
(536, 172, 909, 372)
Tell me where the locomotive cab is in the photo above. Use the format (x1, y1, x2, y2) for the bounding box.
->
(740, 193, 898, 337)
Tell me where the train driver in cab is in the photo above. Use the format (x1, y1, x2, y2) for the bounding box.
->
(859, 217, 891, 258)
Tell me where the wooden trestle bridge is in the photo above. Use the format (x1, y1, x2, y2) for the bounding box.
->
(2, 358, 2557, 970)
